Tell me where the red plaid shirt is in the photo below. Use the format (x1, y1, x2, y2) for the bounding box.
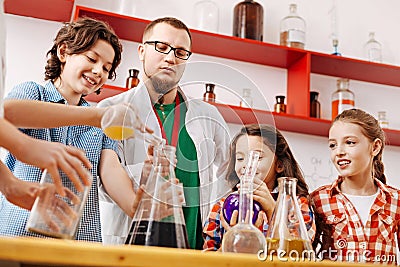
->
(202, 196, 316, 251)
(311, 177, 400, 264)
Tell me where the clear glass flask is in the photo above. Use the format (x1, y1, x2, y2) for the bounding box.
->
(125, 145, 189, 248)
(331, 78, 355, 120)
(222, 150, 266, 254)
(240, 88, 253, 108)
(280, 3, 306, 49)
(364, 32, 382, 63)
(194, 0, 219, 33)
(265, 177, 314, 260)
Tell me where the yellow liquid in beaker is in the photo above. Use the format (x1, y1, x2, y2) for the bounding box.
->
(104, 126, 134, 140)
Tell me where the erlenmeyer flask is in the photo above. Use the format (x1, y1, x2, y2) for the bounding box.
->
(222, 150, 266, 254)
(125, 145, 189, 248)
(101, 104, 162, 145)
(265, 177, 314, 260)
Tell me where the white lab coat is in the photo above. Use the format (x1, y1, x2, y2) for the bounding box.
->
(97, 83, 231, 244)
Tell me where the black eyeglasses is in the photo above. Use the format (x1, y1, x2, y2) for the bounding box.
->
(144, 41, 192, 60)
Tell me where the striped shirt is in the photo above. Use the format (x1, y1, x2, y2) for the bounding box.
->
(311, 177, 400, 264)
(0, 81, 117, 242)
(202, 195, 316, 251)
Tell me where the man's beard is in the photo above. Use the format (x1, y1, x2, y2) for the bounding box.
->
(149, 74, 177, 95)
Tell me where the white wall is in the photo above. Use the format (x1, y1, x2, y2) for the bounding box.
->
(3, 0, 400, 189)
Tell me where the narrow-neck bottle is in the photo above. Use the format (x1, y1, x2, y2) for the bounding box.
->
(331, 78, 354, 120)
(203, 83, 216, 102)
(240, 88, 253, 108)
(233, 0, 264, 41)
(274, 95, 286, 113)
(126, 69, 140, 89)
(265, 177, 314, 260)
(364, 32, 382, 63)
(280, 3, 306, 49)
(310, 91, 321, 118)
(222, 150, 266, 254)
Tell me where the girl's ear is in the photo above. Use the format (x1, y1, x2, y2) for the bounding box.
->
(57, 43, 68, 63)
(275, 160, 284, 174)
(371, 138, 383, 156)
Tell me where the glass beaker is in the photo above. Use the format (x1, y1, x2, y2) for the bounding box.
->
(26, 169, 92, 239)
(125, 145, 189, 248)
(101, 104, 163, 145)
(265, 177, 313, 260)
(222, 150, 266, 254)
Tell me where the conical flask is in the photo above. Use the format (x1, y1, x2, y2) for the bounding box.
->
(222, 150, 266, 254)
(125, 145, 189, 248)
(265, 177, 313, 260)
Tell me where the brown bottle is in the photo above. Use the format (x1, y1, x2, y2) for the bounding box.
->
(203, 83, 216, 102)
(310, 91, 321, 118)
(233, 0, 264, 41)
(274, 95, 286, 113)
(126, 69, 140, 89)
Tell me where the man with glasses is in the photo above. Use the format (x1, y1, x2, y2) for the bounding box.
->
(98, 17, 230, 249)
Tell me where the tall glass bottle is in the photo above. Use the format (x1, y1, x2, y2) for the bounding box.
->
(240, 88, 253, 108)
(310, 91, 321, 118)
(280, 3, 306, 49)
(125, 145, 189, 248)
(331, 78, 355, 120)
(194, 0, 219, 33)
(265, 177, 314, 259)
(222, 150, 266, 254)
(233, 0, 264, 41)
(364, 32, 382, 63)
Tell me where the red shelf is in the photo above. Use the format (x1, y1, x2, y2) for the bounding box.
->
(211, 103, 400, 146)
(4, 0, 74, 22)
(84, 84, 128, 102)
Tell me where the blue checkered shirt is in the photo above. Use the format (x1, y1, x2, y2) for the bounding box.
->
(0, 81, 117, 242)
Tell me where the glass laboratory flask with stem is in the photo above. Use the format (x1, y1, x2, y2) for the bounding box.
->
(222, 150, 266, 254)
(101, 104, 162, 145)
(125, 145, 189, 248)
(265, 177, 313, 260)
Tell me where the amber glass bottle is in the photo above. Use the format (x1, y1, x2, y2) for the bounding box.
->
(274, 95, 286, 113)
(126, 69, 140, 89)
(310, 91, 321, 118)
(203, 83, 216, 102)
(233, 0, 264, 41)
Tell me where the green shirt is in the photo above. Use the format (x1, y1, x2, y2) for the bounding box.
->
(154, 94, 203, 249)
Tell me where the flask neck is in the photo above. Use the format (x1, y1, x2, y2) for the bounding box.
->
(277, 177, 297, 198)
(238, 150, 260, 224)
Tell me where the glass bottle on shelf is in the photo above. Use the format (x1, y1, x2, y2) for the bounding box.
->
(331, 78, 355, 120)
(331, 39, 342, 56)
(118, 0, 136, 17)
(222, 150, 266, 254)
(310, 91, 321, 118)
(364, 32, 382, 63)
(194, 0, 219, 33)
(203, 83, 216, 102)
(274, 95, 286, 113)
(265, 177, 314, 259)
(233, 0, 264, 41)
(125, 145, 189, 248)
(240, 88, 253, 108)
(280, 3, 306, 49)
(378, 111, 389, 129)
(126, 68, 140, 89)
